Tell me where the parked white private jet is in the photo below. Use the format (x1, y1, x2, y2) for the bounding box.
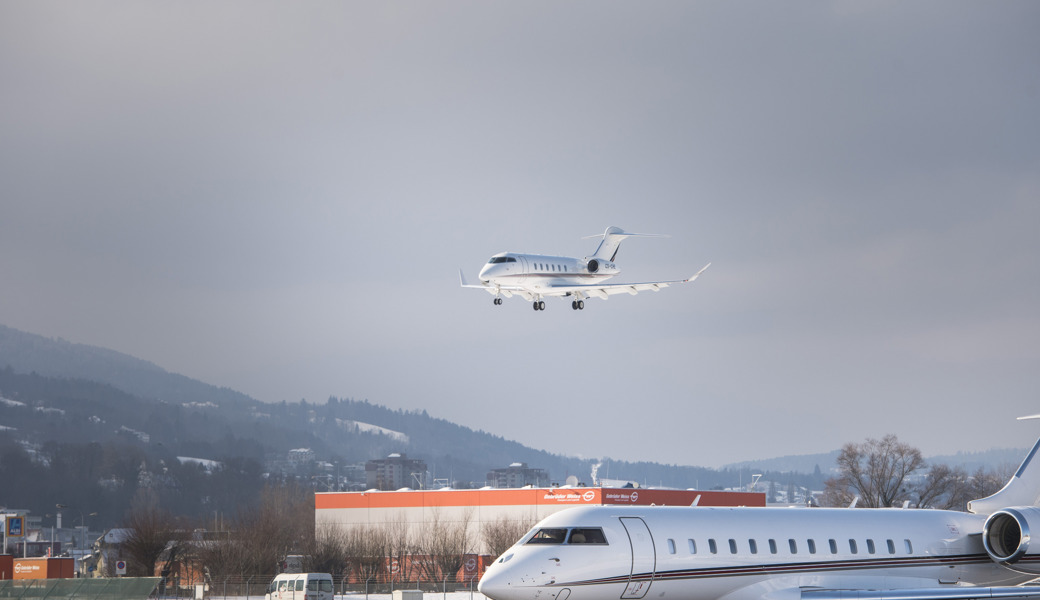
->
(460, 226, 710, 311)
(479, 420, 1040, 600)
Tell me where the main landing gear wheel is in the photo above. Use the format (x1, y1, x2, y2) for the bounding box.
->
(493, 298, 503, 305)
(533, 300, 546, 311)
(571, 300, 585, 310)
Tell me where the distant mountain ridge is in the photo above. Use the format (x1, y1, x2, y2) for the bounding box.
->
(0, 323, 1021, 489)
(0, 324, 255, 409)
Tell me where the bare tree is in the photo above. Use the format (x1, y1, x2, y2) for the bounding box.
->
(913, 464, 971, 509)
(481, 516, 534, 559)
(415, 509, 473, 583)
(306, 523, 350, 576)
(346, 524, 389, 583)
(823, 434, 925, 508)
(121, 489, 191, 577)
(385, 516, 416, 583)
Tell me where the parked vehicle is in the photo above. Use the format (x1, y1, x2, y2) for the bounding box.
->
(265, 573, 334, 600)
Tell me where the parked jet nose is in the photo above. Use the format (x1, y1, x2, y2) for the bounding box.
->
(478, 565, 520, 600)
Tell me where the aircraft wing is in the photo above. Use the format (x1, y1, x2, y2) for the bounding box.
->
(541, 263, 710, 300)
(801, 585, 1040, 600)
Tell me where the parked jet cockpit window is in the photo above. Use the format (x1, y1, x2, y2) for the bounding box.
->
(567, 528, 607, 544)
(527, 528, 567, 544)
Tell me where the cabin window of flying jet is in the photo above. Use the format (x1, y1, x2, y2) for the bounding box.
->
(708, 539, 717, 554)
(768, 539, 778, 554)
(687, 539, 696, 554)
(728, 539, 737, 554)
(789, 539, 798, 554)
(829, 539, 838, 554)
(867, 539, 876, 554)
(887, 539, 896, 554)
(667, 539, 676, 554)
(807, 539, 817, 554)
(905, 539, 913, 554)
(850, 540, 859, 554)
(749, 539, 758, 554)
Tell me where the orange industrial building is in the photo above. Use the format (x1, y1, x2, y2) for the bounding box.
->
(0, 556, 74, 580)
(316, 486, 765, 556)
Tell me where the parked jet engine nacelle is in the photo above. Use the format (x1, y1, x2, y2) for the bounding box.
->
(983, 507, 1040, 574)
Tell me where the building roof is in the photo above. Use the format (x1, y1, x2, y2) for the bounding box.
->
(316, 487, 764, 510)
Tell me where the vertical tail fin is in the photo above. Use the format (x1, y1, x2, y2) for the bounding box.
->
(968, 417, 1040, 514)
(583, 226, 668, 262)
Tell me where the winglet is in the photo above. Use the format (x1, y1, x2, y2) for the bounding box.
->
(686, 262, 711, 282)
(459, 268, 473, 287)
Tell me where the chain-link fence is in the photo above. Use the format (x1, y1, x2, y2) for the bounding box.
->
(155, 574, 483, 600)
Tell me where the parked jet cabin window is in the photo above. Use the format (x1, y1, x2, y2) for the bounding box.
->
(887, 539, 896, 554)
(768, 539, 777, 554)
(688, 539, 697, 554)
(849, 540, 858, 554)
(667, 539, 676, 554)
(749, 539, 758, 554)
(829, 539, 837, 554)
(708, 539, 717, 554)
(789, 539, 797, 554)
(867, 539, 876, 554)
(527, 528, 567, 544)
(568, 529, 607, 544)
(728, 539, 737, 554)
(807, 539, 817, 554)
(905, 539, 913, 554)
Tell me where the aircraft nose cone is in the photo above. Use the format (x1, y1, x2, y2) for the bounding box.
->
(478, 567, 515, 600)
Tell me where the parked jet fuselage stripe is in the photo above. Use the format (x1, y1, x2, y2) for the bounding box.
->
(478, 433, 1040, 600)
(460, 226, 709, 311)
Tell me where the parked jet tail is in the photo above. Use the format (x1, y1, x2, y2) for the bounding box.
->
(968, 416, 1040, 514)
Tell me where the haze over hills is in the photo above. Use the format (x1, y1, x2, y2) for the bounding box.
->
(0, 323, 1024, 497)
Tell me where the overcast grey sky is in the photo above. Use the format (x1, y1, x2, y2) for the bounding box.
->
(2, 1, 1038, 468)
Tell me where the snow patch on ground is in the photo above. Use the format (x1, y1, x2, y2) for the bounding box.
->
(335, 418, 409, 443)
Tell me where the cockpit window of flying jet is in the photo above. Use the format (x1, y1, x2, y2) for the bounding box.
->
(459, 226, 710, 311)
(478, 418, 1040, 600)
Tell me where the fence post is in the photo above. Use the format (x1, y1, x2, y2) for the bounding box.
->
(247, 576, 254, 600)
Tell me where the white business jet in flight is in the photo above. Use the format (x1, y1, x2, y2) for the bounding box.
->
(460, 226, 710, 311)
(479, 422, 1040, 600)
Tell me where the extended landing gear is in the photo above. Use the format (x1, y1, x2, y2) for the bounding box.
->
(493, 297, 503, 305)
(532, 300, 546, 311)
(571, 300, 585, 310)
